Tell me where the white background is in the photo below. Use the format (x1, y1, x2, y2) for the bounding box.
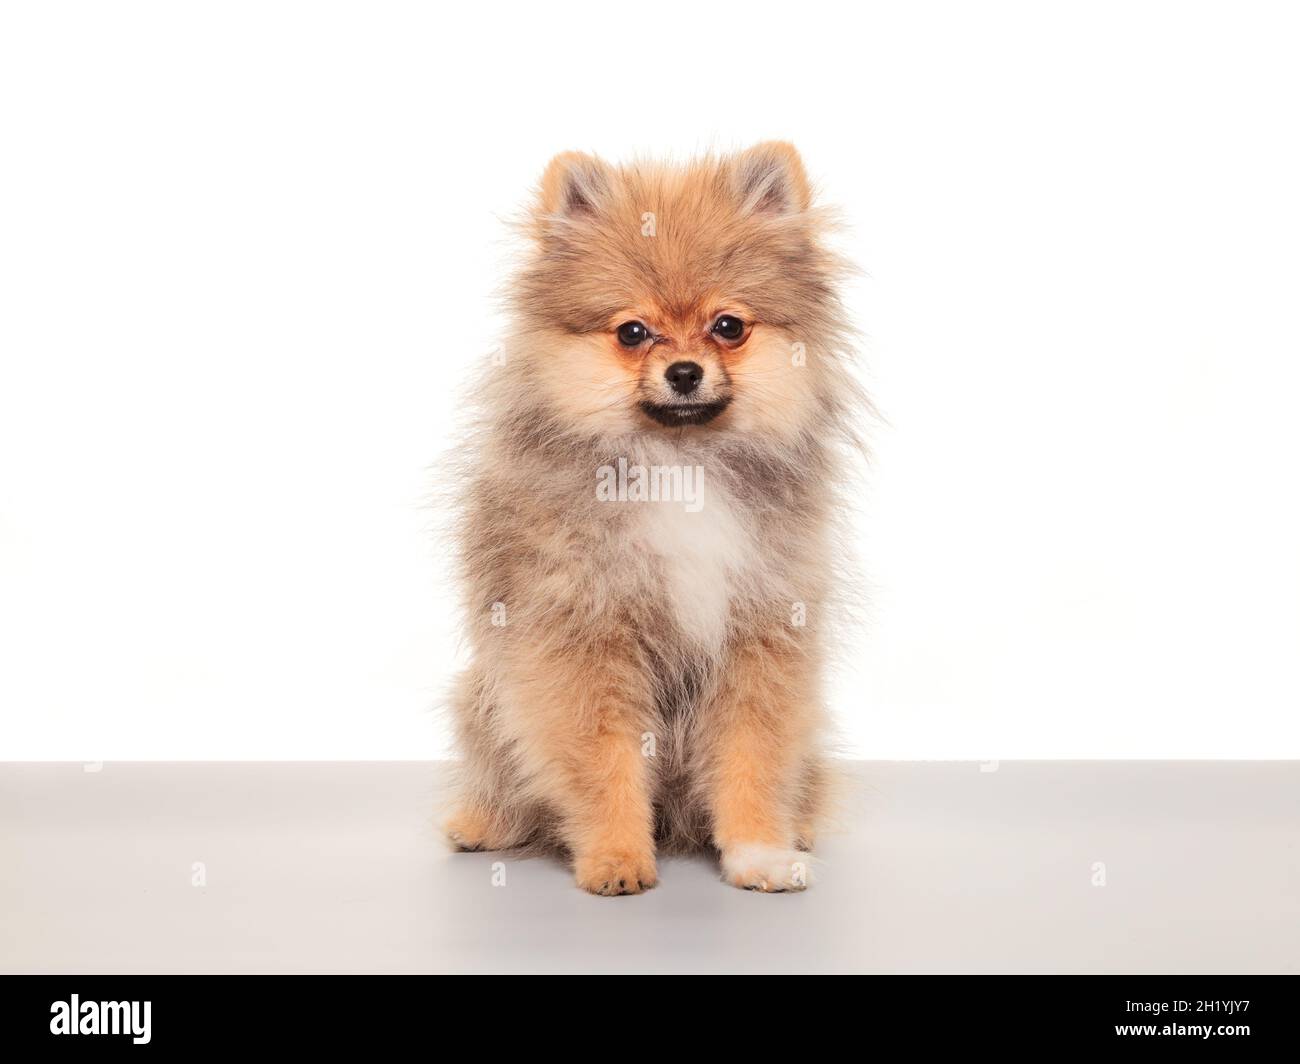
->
(2, 2, 1297, 760)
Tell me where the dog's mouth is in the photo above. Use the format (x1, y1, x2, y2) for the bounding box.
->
(638, 397, 731, 427)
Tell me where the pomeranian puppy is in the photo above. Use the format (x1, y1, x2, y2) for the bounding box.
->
(445, 143, 862, 894)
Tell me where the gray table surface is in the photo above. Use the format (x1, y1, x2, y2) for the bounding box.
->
(1, 761, 1296, 973)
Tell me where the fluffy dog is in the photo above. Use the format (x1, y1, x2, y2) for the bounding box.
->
(445, 143, 862, 894)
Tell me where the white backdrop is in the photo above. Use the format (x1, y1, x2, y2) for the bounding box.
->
(2, 2, 1297, 759)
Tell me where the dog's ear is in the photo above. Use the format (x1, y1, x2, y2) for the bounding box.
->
(734, 141, 812, 215)
(537, 151, 612, 218)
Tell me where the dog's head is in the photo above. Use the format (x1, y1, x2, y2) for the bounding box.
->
(507, 144, 850, 444)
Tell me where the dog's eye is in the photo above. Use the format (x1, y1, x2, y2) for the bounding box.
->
(712, 315, 746, 341)
(616, 321, 649, 347)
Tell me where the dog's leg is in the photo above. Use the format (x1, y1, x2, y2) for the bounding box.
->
(704, 634, 818, 892)
(510, 638, 658, 895)
(444, 668, 537, 852)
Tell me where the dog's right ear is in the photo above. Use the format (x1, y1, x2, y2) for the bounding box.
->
(734, 141, 813, 216)
(537, 151, 611, 219)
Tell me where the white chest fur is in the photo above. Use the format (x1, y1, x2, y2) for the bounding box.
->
(636, 491, 756, 653)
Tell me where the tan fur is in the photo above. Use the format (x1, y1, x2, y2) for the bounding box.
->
(445, 143, 864, 893)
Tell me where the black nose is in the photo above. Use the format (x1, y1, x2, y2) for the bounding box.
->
(664, 361, 703, 396)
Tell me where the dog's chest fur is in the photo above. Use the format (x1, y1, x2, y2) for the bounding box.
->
(634, 489, 758, 654)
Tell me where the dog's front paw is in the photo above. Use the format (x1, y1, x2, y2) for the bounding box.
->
(574, 851, 658, 896)
(720, 844, 812, 892)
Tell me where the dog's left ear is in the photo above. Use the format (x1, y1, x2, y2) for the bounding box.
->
(735, 141, 813, 215)
(537, 151, 612, 219)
